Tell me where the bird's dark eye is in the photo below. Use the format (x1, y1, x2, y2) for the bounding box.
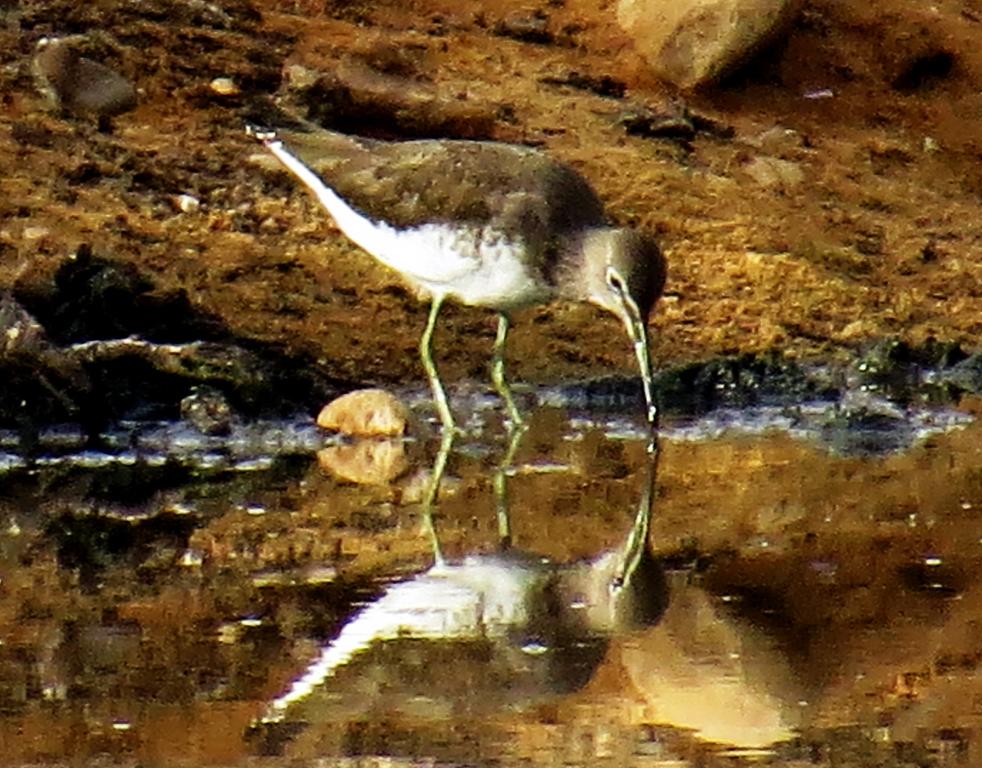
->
(606, 266, 626, 294)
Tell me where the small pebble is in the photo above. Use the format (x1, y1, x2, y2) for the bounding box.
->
(174, 193, 201, 213)
(22, 226, 50, 241)
(209, 77, 239, 96)
(317, 388, 410, 436)
(743, 156, 805, 189)
(748, 126, 801, 153)
(180, 386, 233, 435)
(282, 64, 319, 91)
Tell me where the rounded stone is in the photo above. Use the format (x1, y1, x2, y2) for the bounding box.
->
(316, 388, 410, 436)
(209, 77, 239, 96)
(33, 37, 137, 118)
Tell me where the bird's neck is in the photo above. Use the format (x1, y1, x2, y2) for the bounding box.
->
(552, 231, 606, 305)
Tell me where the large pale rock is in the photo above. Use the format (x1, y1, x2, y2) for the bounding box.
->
(617, 0, 801, 89)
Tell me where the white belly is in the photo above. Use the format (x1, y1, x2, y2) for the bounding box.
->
(350, 218, 554, 310)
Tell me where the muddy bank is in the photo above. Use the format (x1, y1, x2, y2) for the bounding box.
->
(2, 251, 980, 450)
(1, 0, 981, 397)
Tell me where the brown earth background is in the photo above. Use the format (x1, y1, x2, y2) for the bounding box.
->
(2, 0, 980, 390)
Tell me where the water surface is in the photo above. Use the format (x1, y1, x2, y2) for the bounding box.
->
(1, 398, 980, 767)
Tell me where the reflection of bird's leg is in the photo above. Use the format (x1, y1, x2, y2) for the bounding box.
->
(420, 428, 455, 564)
(491, 313, 524, 427)
(493, 420, 528, 550)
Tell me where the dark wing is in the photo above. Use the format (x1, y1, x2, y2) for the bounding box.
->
(277, 129, 608, 239)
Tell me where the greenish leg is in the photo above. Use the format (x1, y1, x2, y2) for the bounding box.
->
(420, 428, 455, 565)
(491, 313, 524, 427)
(420, 295, 457, 433)
(492, 419, 528, 549)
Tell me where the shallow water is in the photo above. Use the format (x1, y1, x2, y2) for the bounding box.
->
(1, 395, 981, 767)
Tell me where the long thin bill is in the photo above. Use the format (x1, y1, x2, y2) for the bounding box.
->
(623, 301, 658, 430)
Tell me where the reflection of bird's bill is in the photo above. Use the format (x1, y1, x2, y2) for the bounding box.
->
(552, 431, 658, 635)
(610, 444, 655, 595)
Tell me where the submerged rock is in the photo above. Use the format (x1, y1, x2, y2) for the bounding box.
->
(180, 386, 234, 436)
(941, 353, 982, 395)
(655, 353, 831, 413)
(855, 338, 970, 402)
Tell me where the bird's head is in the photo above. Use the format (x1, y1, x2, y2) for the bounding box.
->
(569, 227, 665, 424)
(574, 227, 665, 330)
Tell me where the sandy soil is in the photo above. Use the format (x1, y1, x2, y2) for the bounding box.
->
(2, 0, 980, 393)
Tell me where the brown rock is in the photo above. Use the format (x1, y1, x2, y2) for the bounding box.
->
(33, 37, 137, 119)
(616, 0, 801, 89)
(283, 59, 499, 141)
(317, 388, 410, 437)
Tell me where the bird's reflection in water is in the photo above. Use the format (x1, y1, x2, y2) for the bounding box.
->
(252, 425, 668, 735)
